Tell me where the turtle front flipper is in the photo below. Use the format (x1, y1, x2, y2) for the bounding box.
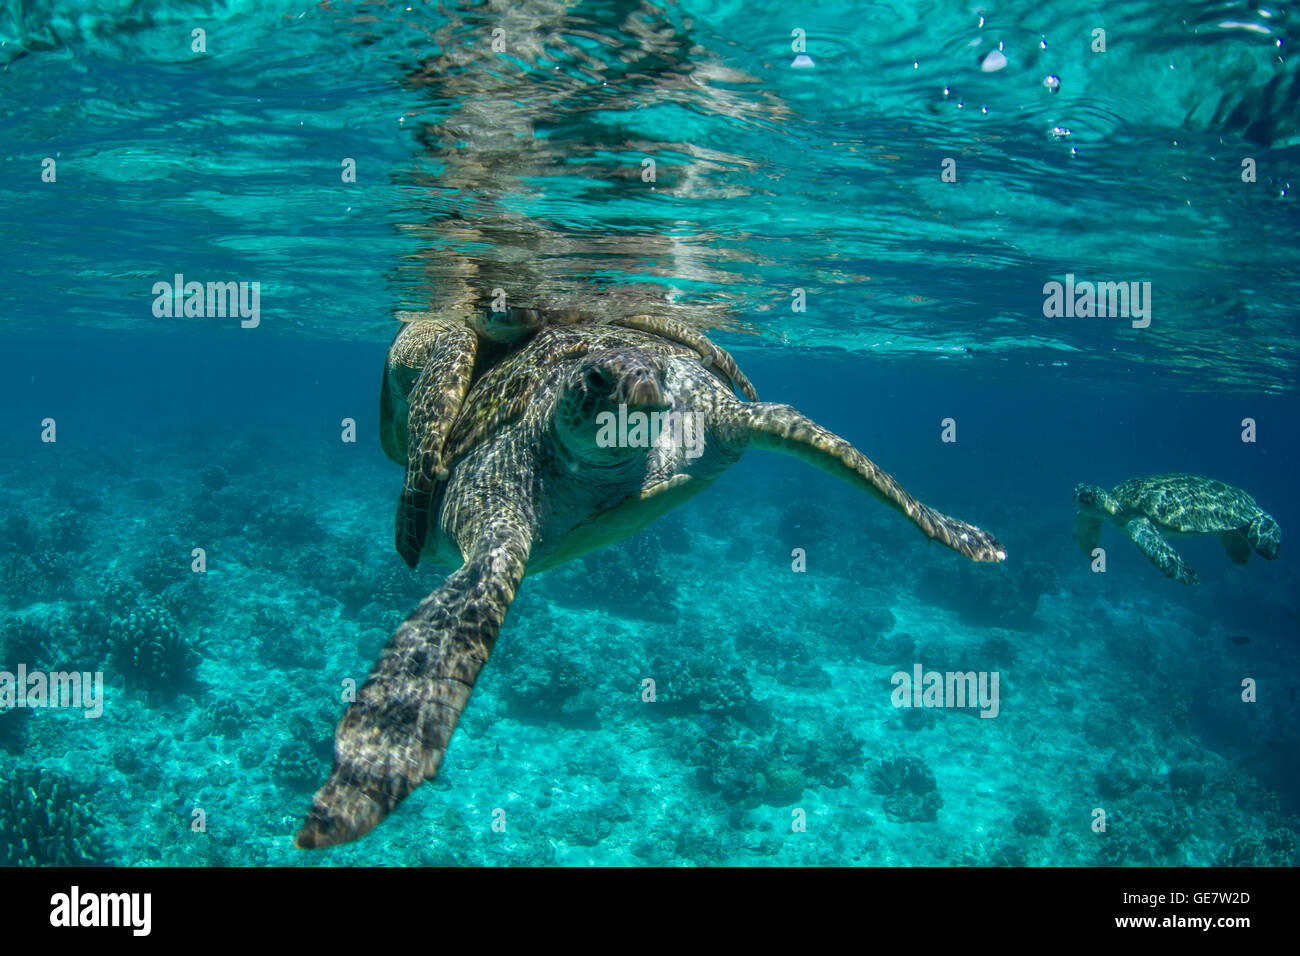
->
(1125, 517, 1198, 584)
(1220, 530, 1251, 565)
(382, 317, 467, 465)
(295, 516, 531, 850)
(393, 322, 479, 568)
(720, 402, 1005, 563)
(613, 314, 759, 401)
(1073, 513, 1104, 556)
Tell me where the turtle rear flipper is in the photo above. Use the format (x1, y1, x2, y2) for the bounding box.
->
(1074, 513, 1103, 557)
(390, 321, 480, 568)
(721, 401, 1005, 563)
(296, 517, 531, 850)
(1125, 517, 1198, 584)
(1221, 530, 1251, 565)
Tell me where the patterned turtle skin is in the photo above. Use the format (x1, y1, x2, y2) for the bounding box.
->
(296, 321, 1005, 849)
(381, 306, 758, 568)
(1073, 473, 1280, 585)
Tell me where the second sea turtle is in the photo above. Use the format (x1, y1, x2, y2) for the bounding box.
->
(1073, 473, 1280, 584)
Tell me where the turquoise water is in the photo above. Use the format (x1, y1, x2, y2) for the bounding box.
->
(1, 0, 1297, 866)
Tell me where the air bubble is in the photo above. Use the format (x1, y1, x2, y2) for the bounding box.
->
(980, 50, 1008, 72)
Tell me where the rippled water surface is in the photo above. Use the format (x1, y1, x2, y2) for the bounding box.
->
(3, 0, 1297, 389)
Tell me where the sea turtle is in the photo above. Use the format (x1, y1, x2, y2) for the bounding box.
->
(1073, 474, 1281, 584)
(381, 306, 758, 567)
(297, 321, 1005, 849)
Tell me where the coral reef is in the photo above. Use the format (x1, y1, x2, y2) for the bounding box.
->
(1012, 803, 1052, 837)
(760, 759, 808, 806)
(871, 755, 943, 823)
(916, 559, 1058, 629)
(496, 641, 602, 729)
(252, 605, 326, 670)
(272, 741, 327, 793)
(776, 717, 865, 789)
(1168, 761, 1207, 799)
(1217, 828, 1297, 867)
(683, 714, 861, 811)
(556, 811, 615, 848)
(257, 497, 324, 546)
(2, 618, 55, 668)
(687, 718, 767, 805)
(1094, 817, 1156, 865)
(134, 539, 186, 595)
(550, 533, 677, 621)
(100, 569, 139, 618)
(0, 550, 76, 605)
(0, 767, 105, 866)
(650, 646, 754, 718)
(0, 515, 37, 552)
(199, 465, 230, 493)
(0, 704, 31, 754)
(206, 699, 248, 737)
(107, 599, 204, 692)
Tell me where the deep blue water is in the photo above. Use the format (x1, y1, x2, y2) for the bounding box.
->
(1, 0, 1297, 868)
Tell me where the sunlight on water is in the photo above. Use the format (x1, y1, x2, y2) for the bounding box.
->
(1, 0, 1295, 389)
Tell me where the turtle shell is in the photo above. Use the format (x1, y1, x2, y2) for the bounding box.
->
(1111, 474, 1261, 533)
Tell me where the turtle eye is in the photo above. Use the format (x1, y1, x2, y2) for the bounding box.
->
(584, 366, 614, 393)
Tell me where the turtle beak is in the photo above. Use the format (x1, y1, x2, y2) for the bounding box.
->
(621, 370, 666, 409)
(582, 352, 668, 412)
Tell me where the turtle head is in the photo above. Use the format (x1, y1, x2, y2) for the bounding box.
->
(1248, 512, 1281, 559)
(553, 348, 671, 465)
(1074, 483, 1118, 517)
(472, 306, 546, 345)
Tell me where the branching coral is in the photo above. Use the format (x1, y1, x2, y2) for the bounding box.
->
(272, 742, 325, 793)
(205, 699, 248, 737)
(107, 599, 204, 692)
(651, 648, 753, 717)
(871, 754, 943, 823)
(0, 767, 105, 866)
